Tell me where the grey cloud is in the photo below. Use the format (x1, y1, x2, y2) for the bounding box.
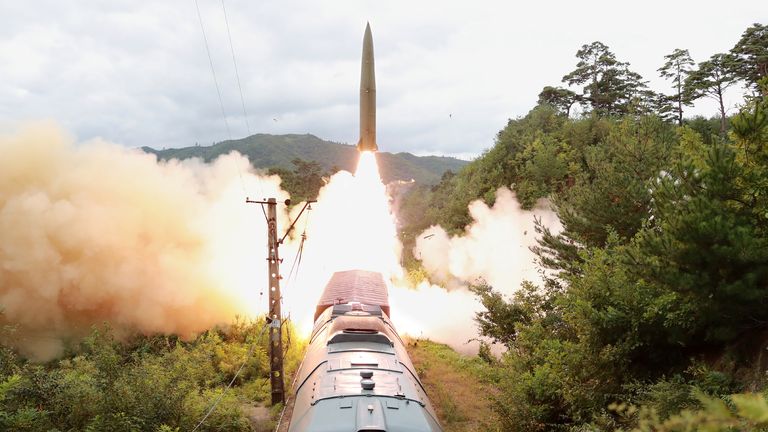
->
(0, 0, 762, 155)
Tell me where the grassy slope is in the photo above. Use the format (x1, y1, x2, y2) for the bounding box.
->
(142, 133, 468, 185)
(405, 338, 503, 432)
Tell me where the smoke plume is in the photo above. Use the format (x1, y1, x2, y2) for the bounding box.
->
(0, 122, 561, 360)
(414, 187, 562, 295)
(0, 122, 287, 360)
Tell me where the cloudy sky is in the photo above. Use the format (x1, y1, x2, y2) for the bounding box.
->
(0, 1, 764, 158)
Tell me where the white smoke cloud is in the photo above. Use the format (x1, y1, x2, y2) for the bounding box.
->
(388, 281, 484, 354)
(414, 187, 562, 296)
(398, 187, 563, 354)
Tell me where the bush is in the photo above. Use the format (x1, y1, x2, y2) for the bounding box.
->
(0, 318, 306, 431)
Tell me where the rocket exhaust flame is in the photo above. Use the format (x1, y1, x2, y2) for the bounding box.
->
(285, 150, 401, 311)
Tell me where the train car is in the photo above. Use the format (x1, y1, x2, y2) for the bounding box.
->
(283, 269, 443, 432)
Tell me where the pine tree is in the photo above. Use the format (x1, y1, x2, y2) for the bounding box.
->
(684, 53, 739, 135)
(659, 48, 695, 125)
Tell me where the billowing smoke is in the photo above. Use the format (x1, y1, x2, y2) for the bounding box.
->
(0, 122, 561, 360)
(0, 122, 288, 360)
(388, 281, 484, 354)
(399, 187, 562, 353)
(414, 187, 562, 296)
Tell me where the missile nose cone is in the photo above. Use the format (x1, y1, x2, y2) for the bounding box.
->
(357, 23, 377, 152)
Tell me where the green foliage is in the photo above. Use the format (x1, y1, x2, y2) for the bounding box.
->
(613, 390, 768, 431)
(400, 30, 767, 429)
(729, 23, 768, 94)
(685, 54, 739, 134)
(472, 281, 558, 350)
(658, 49, 695, 125)
(514, 132, 572, 208)
(730, 96, 768, 152)
(555, 116, 675, 248)
(268, 158, 327, 202)
(562, 41, 653, 117)
(685, 116, 722, 145)
(632, 142, 768, 344)
(539, 86, 580, 117)
(462, 98, 768, 431)
(397, 104, 572, 241)
(0, 319, 306, 431)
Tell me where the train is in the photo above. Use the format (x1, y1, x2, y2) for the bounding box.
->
(277, 23, 441, 431)
(280, 269, 443, 431)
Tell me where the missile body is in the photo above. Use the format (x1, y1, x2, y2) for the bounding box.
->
(357, 23, 377, 152)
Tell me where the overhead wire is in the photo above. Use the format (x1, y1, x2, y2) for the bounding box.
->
(219, 0, 267, 201)
(191, 1, 308, 426)
(283, 235, 305, 292)
(277, 204, 312, 356)
(278, 204, 311, 361)
(282, 204, 312, 294)
(220, 0, 251, 136)
(196, 0, 262, 199)
(194, 0, 232, 141)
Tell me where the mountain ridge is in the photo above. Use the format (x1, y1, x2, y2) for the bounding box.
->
(142, 133, 468, 185)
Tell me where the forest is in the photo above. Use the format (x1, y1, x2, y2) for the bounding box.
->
(397, 22, 768, 431)
(2, 22, 767, 432)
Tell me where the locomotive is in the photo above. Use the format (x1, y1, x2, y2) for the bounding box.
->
(280, 269, 443, 432)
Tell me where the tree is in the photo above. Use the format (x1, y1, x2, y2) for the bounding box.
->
(729, 23, 768, 95)
(624, 390, 768, 432)
(659, 49, 695, 125)
(553, 117, 675, 248)
(537, 86, 579, 117)
(645, 90, 677, 122)
(632, 127, 768, 345)
(268, 158, 326, 202)
(685, 53, 738, 135)
(562, 41, 649, 117)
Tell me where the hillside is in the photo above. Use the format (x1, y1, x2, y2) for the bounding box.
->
(142, 134, 467, 185)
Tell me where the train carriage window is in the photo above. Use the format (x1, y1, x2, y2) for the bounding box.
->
(328, 331, 392, 345)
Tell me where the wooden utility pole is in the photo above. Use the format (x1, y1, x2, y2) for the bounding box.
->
(265, 198, 285, 405)
(246, 197, 315, 406)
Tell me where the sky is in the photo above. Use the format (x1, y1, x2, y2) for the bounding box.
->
(0, 1, 764, 159)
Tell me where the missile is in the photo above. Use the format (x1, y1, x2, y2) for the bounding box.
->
(357, 22, 377, 152)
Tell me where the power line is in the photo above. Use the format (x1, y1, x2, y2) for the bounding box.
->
(220, 0, 251, 136)
(194, 0, 232, 140)
(218, 0, 264, 199)
(283, 207, 311, 294)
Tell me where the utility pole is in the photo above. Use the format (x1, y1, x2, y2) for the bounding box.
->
(265, 198, 284, 405)
(246, 197, 315, 406)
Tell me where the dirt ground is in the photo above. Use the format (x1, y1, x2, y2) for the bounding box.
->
(405, 338, 503, 432)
